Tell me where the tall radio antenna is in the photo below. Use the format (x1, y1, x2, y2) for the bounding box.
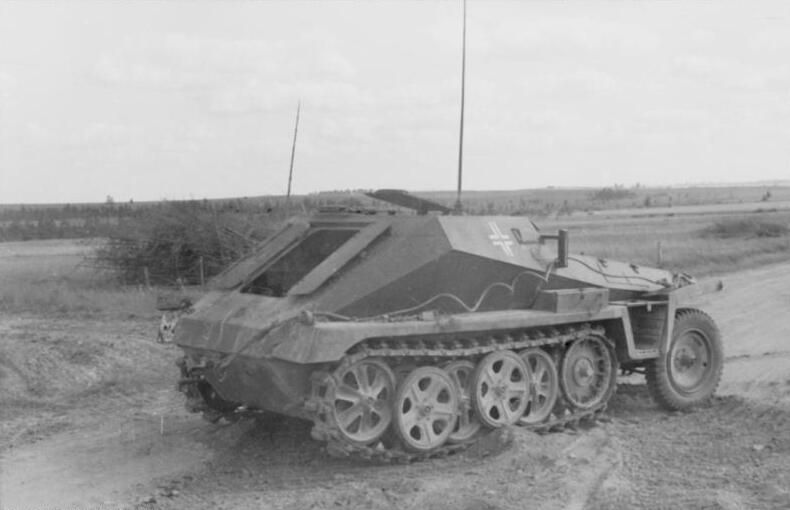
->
(454, 0, 467, 214)
(285, 100, 301, 204)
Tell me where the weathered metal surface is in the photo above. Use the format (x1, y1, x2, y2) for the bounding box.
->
(174, 204, 711, 445)
(270, 306, 629, 364)
(365, 189, 452, 214)
(646, 278, 724, 303)
(180, 348, 314, 417)
(533, 288, 610, 314)
(179, 301, 628, 363)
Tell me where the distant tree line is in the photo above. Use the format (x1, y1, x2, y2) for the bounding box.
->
(0, 186, 662, 243)
(0, 195, 368, 242)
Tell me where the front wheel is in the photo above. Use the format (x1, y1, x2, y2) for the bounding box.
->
(647, 308, 723, 410)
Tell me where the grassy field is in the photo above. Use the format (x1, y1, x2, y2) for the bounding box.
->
(0, 239, 158, 316)
(541, 210, 790, 278)
(415, 184, 790, 215)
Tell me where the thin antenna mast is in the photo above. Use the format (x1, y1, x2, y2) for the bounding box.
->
(454, 0, 467, 214)
(286, 100, 301, 204)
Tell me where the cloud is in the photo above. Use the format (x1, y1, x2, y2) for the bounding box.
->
(433, 10, 661, 60)
(516, 67, 619, 98)
(0, 71, 16, 107)
(94, 54, 199, 89)
(673, 54, 790, 93)
(94, 32, 356, 88)
(207, 79, 369, 114)
(493, 16, 660, 56)
(749, 27, 790, 52)
(92, 31, 361, 119)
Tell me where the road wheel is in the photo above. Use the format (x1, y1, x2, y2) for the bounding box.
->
(560, 335, 617, 410)
(472, 351, 530, 427)
(647, 308, 723, 410)
(392, 366, 458, 453)
(517, 348, 559, 425)
(443, 360, 482, 443)
(329, 358, 396, 446)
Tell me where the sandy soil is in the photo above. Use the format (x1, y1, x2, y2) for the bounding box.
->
(1, 262, 789, 510)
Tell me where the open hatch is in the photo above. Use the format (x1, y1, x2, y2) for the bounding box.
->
(212, 218, 390, 297)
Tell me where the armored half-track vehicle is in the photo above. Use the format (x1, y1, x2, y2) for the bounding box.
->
(175, 190, 723, 460)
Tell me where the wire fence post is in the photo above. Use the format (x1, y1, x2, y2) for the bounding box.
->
(656, 241, 663, 266)
(199, 257, 205, 288)
(143, 266, 152, 290)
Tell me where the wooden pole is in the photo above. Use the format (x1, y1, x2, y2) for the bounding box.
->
(656, 241, 663, 266)
(143, 267, 151, 290)
(286, 101, 301, 205)
(199, 256, 205, 287)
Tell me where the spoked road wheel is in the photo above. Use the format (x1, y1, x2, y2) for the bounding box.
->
(518, 348, 559, 425)
(647, 308, 723, 410)
(472, 351, 530, 428)
(560, 335, 617, 410)
(443, 360, 482, 443)
(329, 358, 396, 446)
(393, 366, 459, 453)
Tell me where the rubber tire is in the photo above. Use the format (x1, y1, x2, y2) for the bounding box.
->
(646, 308, 723, 411)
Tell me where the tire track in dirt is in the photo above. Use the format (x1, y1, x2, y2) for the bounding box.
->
(701, 262, 790, 409)
(587, 386, 790, 510)
(0, 414, 212, 510)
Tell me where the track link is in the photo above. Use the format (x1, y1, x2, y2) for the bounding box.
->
(305, 323, 616, 463)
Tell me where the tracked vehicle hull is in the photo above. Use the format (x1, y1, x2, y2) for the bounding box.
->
(175, 207, 724, 459)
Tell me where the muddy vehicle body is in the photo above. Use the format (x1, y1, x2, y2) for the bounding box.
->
(175, 192, 724, 460)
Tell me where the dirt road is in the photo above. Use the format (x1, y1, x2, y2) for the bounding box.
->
(1, 262, 789, 510)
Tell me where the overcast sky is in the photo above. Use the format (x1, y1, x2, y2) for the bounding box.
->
(1, 0, 789, 204)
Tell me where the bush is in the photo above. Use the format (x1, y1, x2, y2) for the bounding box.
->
(590, 186, 636, 202)
(94, 201, 282, 286)
(700, 217, 789, 239)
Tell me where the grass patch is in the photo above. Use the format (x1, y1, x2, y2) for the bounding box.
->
(542, 210, 790, 277)
(701, 217, 789, 239)
(0, 239, 161, 316)
(0, 280, 160, 317)
(70, 371, 148, 401)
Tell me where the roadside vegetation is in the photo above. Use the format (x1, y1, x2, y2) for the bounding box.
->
(700, 217, 789, 239)
(0, 240, 156, 317)
(93, 201, 281, 286)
